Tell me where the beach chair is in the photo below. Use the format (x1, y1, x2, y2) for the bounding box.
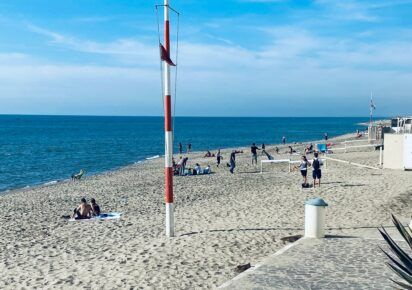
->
(71, 169, 85, 181)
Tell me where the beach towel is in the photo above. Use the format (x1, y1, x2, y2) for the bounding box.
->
(69, 212, 122, 222)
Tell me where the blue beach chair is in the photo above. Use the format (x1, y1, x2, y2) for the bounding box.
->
(317, 143, 327, 153)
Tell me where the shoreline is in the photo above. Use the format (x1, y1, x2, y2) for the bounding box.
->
(0, 127, 410, 289)
(0, 130, 361, 196)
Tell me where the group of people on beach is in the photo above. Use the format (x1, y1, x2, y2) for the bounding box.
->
(294, 152, 322, 188)
(173, 156, 211, 176)
(178, 142, 192, 154)
(71, 197, 101, 219)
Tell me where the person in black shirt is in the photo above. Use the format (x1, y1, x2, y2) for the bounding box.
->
(312, 152, 322, 188)
(229, 150, 242, 173)
(178, 142, 183, 154)
(216, 149, 222, 167)
(251, 143, 260, 165)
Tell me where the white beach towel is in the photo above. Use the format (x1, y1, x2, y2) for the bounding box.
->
(69, 212, 122, 222)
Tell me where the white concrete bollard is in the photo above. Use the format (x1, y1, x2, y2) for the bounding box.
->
(304, 198, 328, 238)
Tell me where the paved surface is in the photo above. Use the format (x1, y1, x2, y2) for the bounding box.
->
(219, 235, 407, 290)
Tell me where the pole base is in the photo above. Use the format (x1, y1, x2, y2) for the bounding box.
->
(166, 202, 174, 237)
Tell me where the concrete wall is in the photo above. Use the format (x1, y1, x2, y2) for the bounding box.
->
(383, 134, 404, 169)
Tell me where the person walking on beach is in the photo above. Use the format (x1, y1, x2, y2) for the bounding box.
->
(282, 136, 286, 145)
(187, 143, 192, 153)
(229, 150, 242, 174)
(312, 152, 322, 188)
(251, 143, 260, 165)
(275, 146, 279, 154)
(178, 142, 183, 155)
(216, 149, 222, 167)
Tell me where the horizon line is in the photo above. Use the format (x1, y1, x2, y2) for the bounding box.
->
(0, 114, 389, 118)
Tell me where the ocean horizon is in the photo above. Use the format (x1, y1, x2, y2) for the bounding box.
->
(0, 115, 378, 192)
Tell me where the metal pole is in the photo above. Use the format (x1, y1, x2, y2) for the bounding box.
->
(164, 0, 174, 237)
(379, 146, 383, 166)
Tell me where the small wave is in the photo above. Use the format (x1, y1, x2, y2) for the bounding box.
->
(44, 180, 58, 186)
(146, 155, 160, 160)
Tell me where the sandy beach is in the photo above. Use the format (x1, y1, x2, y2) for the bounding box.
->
(0, 134, 411, 289)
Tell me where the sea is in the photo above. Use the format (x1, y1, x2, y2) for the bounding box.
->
(0, 115, 372, 193)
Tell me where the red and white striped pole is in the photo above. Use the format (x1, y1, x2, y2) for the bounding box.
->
(163, 0, 174, 237)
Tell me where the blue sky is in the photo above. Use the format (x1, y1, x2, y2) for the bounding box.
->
(1, 0, 412, 116)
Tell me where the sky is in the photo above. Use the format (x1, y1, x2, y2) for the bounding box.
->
(1, 0, 412, 117)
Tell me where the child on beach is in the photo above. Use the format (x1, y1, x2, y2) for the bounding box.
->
(312, 152, 322, 188)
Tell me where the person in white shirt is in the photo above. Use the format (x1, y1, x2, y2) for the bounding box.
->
(194, 163, 202, 175)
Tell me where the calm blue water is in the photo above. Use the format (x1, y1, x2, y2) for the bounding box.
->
(0, 115, 370, 192)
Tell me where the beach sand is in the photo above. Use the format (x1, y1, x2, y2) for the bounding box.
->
(0, 135, 411, 289)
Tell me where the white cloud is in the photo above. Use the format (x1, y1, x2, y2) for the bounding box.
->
(3, 20, 411, 116)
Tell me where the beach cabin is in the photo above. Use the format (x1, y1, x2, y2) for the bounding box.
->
(383, 133, 412, 170)
(390, 117, 412, 134)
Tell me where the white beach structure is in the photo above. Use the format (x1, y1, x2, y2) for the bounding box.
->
(383, 117, 412, 170)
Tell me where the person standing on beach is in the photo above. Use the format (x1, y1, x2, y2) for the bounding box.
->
(251, 143, 260, 165)
(282, 136, 286, 145)
(296, 156, 309, 186)
(312, 152, 322, 188)
(187, 143, 192, 153)
(324, 133, 328, 141)
(216, 149, 222, 167)
(261, 143, 266, 155)
(179, 142, 183, 155)
(229, 150, 242, 174)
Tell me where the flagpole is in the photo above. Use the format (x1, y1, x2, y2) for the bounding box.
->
(370, 91, 373, 126)
(163, 0, 174, 237)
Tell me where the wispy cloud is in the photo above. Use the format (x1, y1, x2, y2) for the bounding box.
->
(27, 24, 157, 65)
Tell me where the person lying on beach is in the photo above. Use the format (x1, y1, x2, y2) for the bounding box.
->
(91, 198, 101, 216)
(72, 197, 93, 219)
(262, 149, 274, 160)
(204, 151, 215, 158)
